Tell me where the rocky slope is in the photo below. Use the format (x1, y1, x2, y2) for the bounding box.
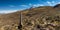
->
(0, 4, 60, 30)
(0, 11, 21, 30)
(21, 4, 60, 30)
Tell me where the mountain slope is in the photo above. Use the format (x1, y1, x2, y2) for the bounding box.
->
(0, 11, 21, 30)
(21, 4, 60, 30)
(0, 4, 60, 30)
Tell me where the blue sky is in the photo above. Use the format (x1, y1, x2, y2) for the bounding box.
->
(0, 0, 60, 13)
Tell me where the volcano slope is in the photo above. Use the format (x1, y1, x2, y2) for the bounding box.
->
(0, 4, 60, 30)
(0, 11, 21, 30)
(21, 4, 60, 30)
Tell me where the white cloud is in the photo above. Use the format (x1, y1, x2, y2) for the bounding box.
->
(57, 2, 60, 4)
(20, 5, 29, 7)
(31, 1, 60, 7)
(19, 1, 60, 9)
(9, 5, 15, 7)
(52, 1, 55, 3)
(0, 10, 18, 14)
(39, 4, 44, 6)
(20, 5, 26, 6)
(46, 1, 60, 6)
(28, 1, 60, 7)
(46, 1, 52, 6)
(29, 3, 32, 6)
(20, 3, 44, 8)
(33, 4, 44, 7)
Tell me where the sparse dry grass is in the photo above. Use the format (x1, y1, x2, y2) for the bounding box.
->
(0, 5, 60, 30)
(21, 6, 60, 30)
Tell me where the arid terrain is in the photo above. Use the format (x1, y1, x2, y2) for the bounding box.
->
(0, 4, 60, 30)
(21, 4, 60, 30)
(0, 11, 21, 30)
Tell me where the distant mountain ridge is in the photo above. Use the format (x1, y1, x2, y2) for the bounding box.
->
(54, 4, 60, 8)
